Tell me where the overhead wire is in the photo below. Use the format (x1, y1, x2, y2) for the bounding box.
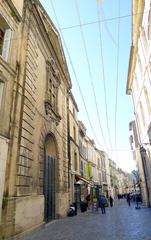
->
(114, 0, 121, 166)
(3, 11, 148, 43)
(99, 6, 118, 47)
(60, 11, 148, 31)
(96, 0, 113, 154)
(74, 0, 109, 152)
(49, 0, 103, 149)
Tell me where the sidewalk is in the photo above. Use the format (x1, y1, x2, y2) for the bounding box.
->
(21, 199, 151, 240)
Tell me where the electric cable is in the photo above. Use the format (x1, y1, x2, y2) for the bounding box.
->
(114, 0, 121, 166)
(99, 4, 118, 47)
(74, 0, 109, 152)
(96, 0, 113, 155)
(50, 0, 103, 149)
(60, 11, 148, 31)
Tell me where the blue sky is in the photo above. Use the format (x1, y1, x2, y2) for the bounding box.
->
(39, 0, 136, 172)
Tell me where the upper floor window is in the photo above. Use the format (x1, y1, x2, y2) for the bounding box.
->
(134, 74, 139, 90)
(102, 171, 107, 182)
(97, 158, 100, 169)
(80, 160, 84, 176)
(83, 145, 87, 159)
(73, 126, 76, 142)
(142, 28, 148, 51)
(139, 101, 146, 127)
(101, 156, 105, 168)
(48, 77, 57, 110)
(73, 107, 75, 118)
(79, 141, 82, 155)
(74, 152, 78, 171)
(45, 58, 60, 116)
(0, 15, 11, 61)
(99, 172, 102, 183)
(0, 29, 4, 55)
(148, 9, 151, 40)
(144, 87, 151, 115)
(0, 80, 4, 110)
(137, 55, 143, 82)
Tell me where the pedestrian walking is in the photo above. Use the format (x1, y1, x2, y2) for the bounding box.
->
(126, 193, 131, 207)
(99, 195, 106, 214)
(109, 196, 114, 207)
(135, 194, 141, 209)
(92, 196, 98, 213)
(86, 194, 91, 209)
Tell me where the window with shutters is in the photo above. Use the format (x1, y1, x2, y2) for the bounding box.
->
(0, 15, 11, 61)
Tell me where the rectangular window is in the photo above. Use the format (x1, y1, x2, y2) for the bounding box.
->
(0, 81, 4, 110)
(0, 15, 11, 61)
(73, 126, 76, 142)
(74, 152, 78, 171)
(140, 101, 146, 127)
(144, 87, 151, 115)
(97, 158, 100, 168)
(79, 141, 82, 155)
(48, 78, 57, 111)
(102, 171, 107, 182)
(81, 160, 84, 176)
(99, 172, 102, 183)
(0, 29, 4, 55)
(101, 156, 105, 168)
(148, 9, 151, 40)
(2, 29, 11, 61)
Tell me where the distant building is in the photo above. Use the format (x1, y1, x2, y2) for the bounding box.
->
(109, 159, 118, 198)
(68, 92, 80, 204)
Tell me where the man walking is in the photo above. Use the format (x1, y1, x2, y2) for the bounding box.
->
(109, 196, 114, 207)
(99, 195, 106, 214)
(127, 193, 131, 206)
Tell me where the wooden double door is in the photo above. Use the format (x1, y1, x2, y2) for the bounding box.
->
(44, 156, 55, 222)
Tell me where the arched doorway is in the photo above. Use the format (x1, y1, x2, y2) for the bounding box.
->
(44, 134, 57, 222)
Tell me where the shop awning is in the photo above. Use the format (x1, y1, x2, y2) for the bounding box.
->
(75, 174, 90, 184)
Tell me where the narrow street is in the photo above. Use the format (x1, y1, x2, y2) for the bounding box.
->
(22, 200, 151, 240)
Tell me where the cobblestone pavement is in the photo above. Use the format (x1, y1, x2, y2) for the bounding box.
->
(22, 200, 151, 240)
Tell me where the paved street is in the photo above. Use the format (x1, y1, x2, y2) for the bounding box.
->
(22, 200, 151, 240)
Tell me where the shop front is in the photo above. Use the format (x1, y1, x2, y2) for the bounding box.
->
(74, 175, 90, 208)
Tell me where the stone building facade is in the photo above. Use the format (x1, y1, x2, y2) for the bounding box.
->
(126, 0, 151, 206)
(0, 0, 71, 237)
(0, 0, 24, 234)
(68, 92, 79, 204)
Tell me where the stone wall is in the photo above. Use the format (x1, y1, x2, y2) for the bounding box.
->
(0, 136, 9, 222)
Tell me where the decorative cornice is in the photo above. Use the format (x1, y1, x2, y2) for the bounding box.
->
(44, 99, 61, 125)
(5, 0, 22, 22)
